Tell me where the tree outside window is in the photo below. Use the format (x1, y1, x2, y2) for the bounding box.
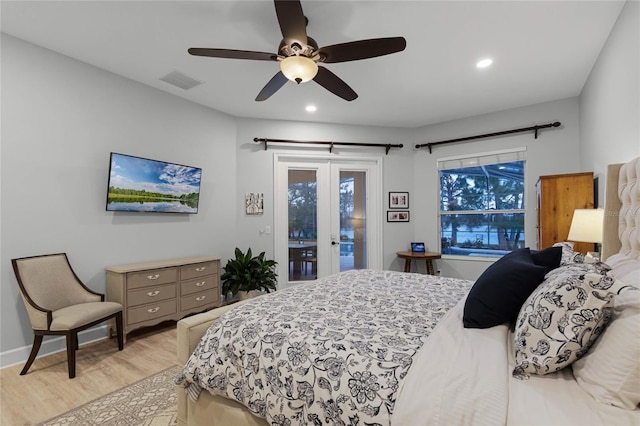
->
(439, 161, 525, 257)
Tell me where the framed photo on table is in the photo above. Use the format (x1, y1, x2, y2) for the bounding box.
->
(387, 211, 410, 222)
(389, 192, 409, 209)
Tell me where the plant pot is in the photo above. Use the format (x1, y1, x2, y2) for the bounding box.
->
(238, 290, 258, 301)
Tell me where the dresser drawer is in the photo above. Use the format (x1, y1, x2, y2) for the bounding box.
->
(127, 267, 177, 289)
(181, 289, 219, 311)
(181, 261, 217, 281)
(127, 299, 177, 325)
(181, 276, 218, 296)
(128, 283, 176, 307)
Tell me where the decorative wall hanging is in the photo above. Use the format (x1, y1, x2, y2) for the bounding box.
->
(389, 192, 409, 209)
(387, 211, 410, 222)
(245, 193, 264, 215)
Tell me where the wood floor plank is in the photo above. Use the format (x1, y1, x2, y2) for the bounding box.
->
(0, 321, 177, 426)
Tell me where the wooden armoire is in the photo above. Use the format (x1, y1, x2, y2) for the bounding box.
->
(536, 172, 595, 254)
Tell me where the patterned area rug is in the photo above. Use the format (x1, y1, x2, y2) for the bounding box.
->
(39, 367, 178, 426)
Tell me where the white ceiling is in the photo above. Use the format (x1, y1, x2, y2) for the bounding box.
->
(1, 1, 625, 128)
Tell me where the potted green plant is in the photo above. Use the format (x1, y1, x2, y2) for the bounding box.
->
(221, 247, 278, 300)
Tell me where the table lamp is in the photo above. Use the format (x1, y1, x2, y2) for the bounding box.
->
(567, 208, 604, 260)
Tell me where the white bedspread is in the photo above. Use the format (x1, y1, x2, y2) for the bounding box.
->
(393, 298, 509, 425)
(393, 297, 640, 426)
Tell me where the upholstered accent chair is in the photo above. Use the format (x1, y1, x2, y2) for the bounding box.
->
(12, 253, 124, 378)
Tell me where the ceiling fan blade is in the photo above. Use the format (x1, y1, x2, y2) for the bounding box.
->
(317, 37, 407, 63)
(313, 66, 358, 101)
(188, 48, 277, 61)
(255, 71, 289, 101)
(274, 0, 308, 46)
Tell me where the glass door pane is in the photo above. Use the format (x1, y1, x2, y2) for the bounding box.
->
(339, 171, 367, 272)
(288, 169, 318, 281)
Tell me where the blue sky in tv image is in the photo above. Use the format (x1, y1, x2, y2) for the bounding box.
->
(106, 152, 201, 213)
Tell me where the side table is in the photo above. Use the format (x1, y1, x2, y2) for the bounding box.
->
(396, 251, 441, 275)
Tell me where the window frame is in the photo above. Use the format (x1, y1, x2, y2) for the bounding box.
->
(437, 148, 527, 259)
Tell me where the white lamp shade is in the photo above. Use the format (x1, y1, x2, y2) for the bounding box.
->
(279, 56, 318, 83)
(568, 209, 604, 243)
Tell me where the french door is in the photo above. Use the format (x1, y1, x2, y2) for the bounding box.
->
(274, 155, 381, 287)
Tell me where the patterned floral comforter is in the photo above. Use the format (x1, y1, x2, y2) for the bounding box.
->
(176, 269, 472, 425)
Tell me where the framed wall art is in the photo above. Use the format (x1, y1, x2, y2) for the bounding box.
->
(245, 192, 264, 215)
(389, 191, 409, 209)
(387, 211, 410, 222)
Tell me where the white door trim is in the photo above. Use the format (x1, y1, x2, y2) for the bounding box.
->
(273, 152, 383, 287)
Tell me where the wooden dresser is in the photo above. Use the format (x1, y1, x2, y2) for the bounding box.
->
(106, 256, 220, 341)
(536, 172, 595, 254)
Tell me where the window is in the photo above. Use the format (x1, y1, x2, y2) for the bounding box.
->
(439, 150, 525, 257)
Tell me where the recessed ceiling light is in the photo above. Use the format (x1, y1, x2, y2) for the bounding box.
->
(305, 105, 317, 112)
(476, 58, 493, 69)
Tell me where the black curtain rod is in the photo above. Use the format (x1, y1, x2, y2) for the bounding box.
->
(415, 121, 561, 153)
(253, 137, 403, 155)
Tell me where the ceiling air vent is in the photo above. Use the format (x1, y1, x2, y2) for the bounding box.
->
(160, 70, 203, 90)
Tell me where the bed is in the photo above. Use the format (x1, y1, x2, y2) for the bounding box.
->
(175, 157, 639, 426)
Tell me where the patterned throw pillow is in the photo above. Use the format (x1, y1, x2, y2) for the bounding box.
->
(552, 242, 584, 265)
(512, 261, 621, 379)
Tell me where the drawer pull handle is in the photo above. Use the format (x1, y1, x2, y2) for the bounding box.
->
(196, 296, 206, 301)
(195, 267, 206, 272)
(147, 307, 160, 313)
(195, 282, 206, 287)
(147, 274, 160, 280)
(147, 291, 160, 297)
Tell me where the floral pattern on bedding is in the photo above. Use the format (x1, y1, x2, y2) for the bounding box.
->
(512, 260, 627, 379)
(176, 269, 472, 425)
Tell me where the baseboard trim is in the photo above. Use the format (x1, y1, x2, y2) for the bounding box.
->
(0, 325, 109, 370)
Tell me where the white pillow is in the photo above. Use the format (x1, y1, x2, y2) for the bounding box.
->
(606, 253, 640, 286)
(572, 288, 640, 410)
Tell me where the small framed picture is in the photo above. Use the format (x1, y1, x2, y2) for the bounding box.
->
(245, 192, 264, 215)
(387, 211, 410, 222)
(389, 192, 409, 209)
(411, 242, 425, 252)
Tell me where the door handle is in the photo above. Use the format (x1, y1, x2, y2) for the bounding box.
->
(331, 241, 340, 246)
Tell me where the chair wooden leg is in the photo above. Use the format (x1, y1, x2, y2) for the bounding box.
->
(66, 332, 77, 379)
(115, 311, 124, 350)
(20, 334, 43, 376)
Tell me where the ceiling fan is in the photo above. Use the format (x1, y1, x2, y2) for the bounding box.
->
(188, 0, 406, 102)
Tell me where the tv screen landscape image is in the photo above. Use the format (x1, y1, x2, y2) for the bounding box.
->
(106, 152, 202, 213)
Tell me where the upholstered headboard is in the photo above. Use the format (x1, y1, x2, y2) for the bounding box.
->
(602, 157, 640, 262)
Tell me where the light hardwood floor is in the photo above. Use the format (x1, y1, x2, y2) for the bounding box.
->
(0, 321, 177, 426)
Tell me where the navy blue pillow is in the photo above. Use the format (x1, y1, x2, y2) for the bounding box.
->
(530, 246, 562, 273)
(463, 248, 547, 329)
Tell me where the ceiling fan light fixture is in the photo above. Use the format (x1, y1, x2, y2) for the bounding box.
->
(280, 56, 318, 84)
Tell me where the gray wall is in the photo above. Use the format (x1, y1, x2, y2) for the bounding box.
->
(580, 0, 640, 205)
(410, 98, 582, 279)
(232, 118, 415, 271)
(1, 35, 239, 364)
(1, 0, 637, 367)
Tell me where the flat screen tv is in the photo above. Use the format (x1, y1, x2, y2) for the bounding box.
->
(106, 152, 202, 214)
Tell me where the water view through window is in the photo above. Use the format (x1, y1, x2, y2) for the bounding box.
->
(440, 160, 525, 257)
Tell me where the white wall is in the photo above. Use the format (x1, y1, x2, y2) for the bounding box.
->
(410, 98, 582, 279)
(0, 35, 239, 363)
(580, 0, 640, 205)
(233, 118, 415, 272)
